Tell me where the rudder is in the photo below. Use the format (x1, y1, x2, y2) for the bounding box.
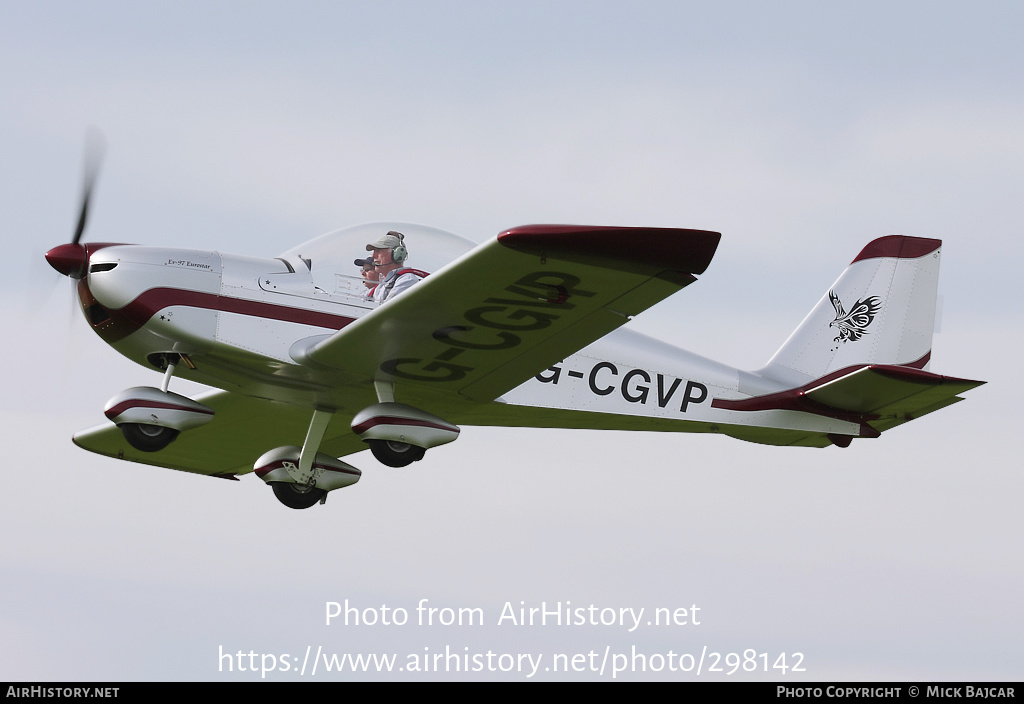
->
(760, 236, 942, 384)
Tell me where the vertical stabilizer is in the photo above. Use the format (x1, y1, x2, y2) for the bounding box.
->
(761, 236, 942, 383)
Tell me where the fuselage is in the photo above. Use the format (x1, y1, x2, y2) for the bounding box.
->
(68, 223, 865, 443)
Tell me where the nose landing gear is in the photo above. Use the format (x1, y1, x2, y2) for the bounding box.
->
(104, 385, 214, 453)
(119, 423, 180, 452)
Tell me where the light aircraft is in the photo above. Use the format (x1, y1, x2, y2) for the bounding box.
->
(46, 154, 984, 509)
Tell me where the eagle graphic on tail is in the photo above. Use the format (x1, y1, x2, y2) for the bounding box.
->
(829, 289, 882, 346)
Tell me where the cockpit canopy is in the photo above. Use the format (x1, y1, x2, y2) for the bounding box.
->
(278, 222, 479, 303)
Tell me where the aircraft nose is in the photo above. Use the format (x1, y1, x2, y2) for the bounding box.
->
(45, 243, 88, 278)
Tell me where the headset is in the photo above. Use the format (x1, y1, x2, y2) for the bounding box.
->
(386, 230, 408, 264)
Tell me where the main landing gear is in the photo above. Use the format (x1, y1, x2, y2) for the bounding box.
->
(366, 439, 426, 468)
(351, 382, 459, 469)
(254, 412, 362, 510)
(271, 481, 327, 510)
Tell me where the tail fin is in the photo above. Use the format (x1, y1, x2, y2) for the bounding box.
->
(761, 236, 942, 383)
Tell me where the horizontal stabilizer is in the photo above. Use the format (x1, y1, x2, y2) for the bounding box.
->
(715, 364, 985, 434)
(805, 364, 983, 416)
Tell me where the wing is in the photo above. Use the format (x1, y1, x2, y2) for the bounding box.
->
(291, 225, 721, 403)
(73, 389, 368, 478)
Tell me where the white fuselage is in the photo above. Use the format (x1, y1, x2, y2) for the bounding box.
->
(80, 240, 863, 443)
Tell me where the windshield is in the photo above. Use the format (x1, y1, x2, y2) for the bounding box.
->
(278, 222, 479, 302)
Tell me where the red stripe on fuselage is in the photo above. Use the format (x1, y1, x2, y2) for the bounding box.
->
(115, 288, 357, 331)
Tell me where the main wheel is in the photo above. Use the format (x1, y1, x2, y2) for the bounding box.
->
(120, 423, 179, 452)
(271, 482, 326, 510)
(367, 439, 426, 467)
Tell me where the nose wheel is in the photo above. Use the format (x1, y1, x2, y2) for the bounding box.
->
(105, 385, 213, 452)
(120, 423, 179, 452)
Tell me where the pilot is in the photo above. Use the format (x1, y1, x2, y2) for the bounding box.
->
(366, 230, 425, 303)
(354, 257, 379, 298)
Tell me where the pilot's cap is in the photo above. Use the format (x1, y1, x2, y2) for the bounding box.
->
(366, 231, 404, 251)
(353, 257, 375, 269)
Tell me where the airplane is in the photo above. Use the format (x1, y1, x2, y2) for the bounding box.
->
(45, 155, 984, 509)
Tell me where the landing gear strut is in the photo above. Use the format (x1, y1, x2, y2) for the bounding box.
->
(254, 411, 362, 510)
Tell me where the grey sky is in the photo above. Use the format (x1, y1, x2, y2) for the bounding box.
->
(1, 1, 1020, 681)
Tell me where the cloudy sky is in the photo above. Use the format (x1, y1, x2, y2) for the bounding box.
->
(1, 1, 1020, 681)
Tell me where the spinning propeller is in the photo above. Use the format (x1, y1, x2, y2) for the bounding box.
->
(45, 130, 106, 278)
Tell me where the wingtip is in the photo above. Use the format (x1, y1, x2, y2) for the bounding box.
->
(498, 224, 722, 275)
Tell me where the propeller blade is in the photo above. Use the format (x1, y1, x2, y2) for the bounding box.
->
(71, 128, 106, 246)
